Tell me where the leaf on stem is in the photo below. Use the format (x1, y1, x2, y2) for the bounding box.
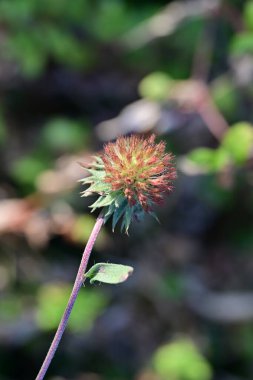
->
(85, 263, 133, 284)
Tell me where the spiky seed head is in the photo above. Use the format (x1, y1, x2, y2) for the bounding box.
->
(80, 134, 176, 233)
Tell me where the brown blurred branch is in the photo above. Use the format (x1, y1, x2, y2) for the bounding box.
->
(191, 21, 214, 81)
(172, 80, 229, 141)
(119, 0, 221, 50)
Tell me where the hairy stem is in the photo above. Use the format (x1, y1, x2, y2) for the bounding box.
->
(35, 214, 104, 380)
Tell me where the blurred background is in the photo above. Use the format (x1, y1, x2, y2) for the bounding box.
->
(1, 0, 253, 379)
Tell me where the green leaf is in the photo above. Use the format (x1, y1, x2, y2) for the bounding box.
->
(222, 122, 253, 164)
(85, 263, 133, 285)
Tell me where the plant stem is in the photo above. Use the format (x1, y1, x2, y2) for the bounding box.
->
(35, 214, 104, 380)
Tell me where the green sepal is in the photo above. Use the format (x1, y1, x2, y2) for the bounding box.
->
(80, 155, 163, 233)
(91, 156, 104, 168)
(121, 205, 134, 234)
(89, 193, 115, 211)
(86, 169, 106, 179)
(103, 203, 116, 223)
(82, 181, 110, 195)
(112, 199, 128, 231)
(114, 194, 126, 208)
(85, 263, 134, 284)
(79, 176, 94, 184)
(149, 211, 160, 223)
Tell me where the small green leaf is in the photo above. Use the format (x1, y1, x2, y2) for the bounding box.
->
(85, 263, 133, 285)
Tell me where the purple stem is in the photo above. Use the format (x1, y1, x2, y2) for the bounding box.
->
(35, 214, 104, 380)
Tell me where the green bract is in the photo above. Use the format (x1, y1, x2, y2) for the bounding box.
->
(80, 156, 146, 233)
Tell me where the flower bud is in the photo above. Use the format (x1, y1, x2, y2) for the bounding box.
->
(80, 134, 176, 232)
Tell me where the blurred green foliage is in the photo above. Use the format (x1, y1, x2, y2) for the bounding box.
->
(187, 123, 253, 172)
(139, 72, 174, 101)
(210, 76, 238, 119)
(11, 154, 51, 188)
(0, 295, 23, 322)
(0, 0, 159, 77)
(187, 147, 230, 172)
(222, 122, 253, 164)
(0, 0, 253, 380)
(153, 339, 212, 380)
(156, 272, 185, 300)
(70, 214, 108, 250)
(231, 1, 253, 56)
(0, 110, 7, 145)
(36, 283, 107, 332)
(41, 118, 90, 153)
(230, 32, 253, 56)
(244, 0, 253, 31)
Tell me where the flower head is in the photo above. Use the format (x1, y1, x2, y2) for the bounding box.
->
(81, 134, 176, 233)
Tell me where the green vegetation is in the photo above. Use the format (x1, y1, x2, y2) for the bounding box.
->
(1, 0, 253, 379)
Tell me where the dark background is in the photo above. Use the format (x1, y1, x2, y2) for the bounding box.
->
(0, 0, 253, 379)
